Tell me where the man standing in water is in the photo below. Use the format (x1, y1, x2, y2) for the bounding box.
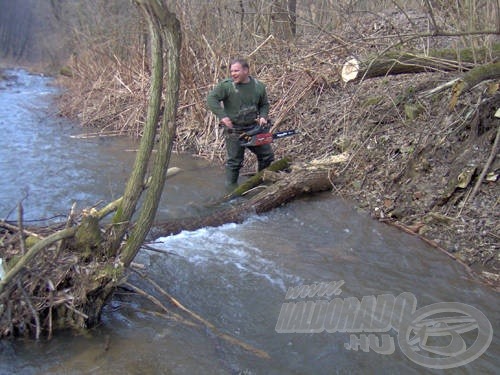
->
(207, 58, 274, 190)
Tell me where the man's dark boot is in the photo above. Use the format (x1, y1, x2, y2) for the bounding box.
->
(225, 168, 239, 192)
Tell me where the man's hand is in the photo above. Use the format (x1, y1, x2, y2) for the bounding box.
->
(221, 117, 233, 129)
(258, 117, 267, 126)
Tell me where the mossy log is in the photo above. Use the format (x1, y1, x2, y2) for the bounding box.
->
(449, 61, 500, 109)
(226, 157, 292, 199)
(343, 44, 499, 82)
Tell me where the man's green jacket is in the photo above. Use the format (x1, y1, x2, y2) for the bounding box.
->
(206, 77, 269, 126)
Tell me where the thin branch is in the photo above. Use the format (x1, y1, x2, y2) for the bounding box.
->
(64, 302, 88, 319)
(123, 281, 194, 324)
(18, 203, 26, 255)
(247, 34, 275, 57)
(419, 78, 460, 98)
(423, 0, 440, 33)
(57, 202, 77, 255)
(18, 280, 40, 339)
(358, 29, 500, 42)
(96, 167, 181, 220)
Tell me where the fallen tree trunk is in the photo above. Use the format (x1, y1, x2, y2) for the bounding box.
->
(342, 44, 500, 82)
(152, 156, 346, 238)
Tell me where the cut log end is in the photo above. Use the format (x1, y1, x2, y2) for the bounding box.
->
(341, 57, 360, 82)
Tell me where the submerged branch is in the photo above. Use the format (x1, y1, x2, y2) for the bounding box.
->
(130, 269, 271, 359)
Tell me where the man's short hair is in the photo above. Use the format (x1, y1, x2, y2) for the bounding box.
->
(230, 58, 249, 70)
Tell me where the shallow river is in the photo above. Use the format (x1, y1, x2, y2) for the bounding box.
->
(0, 69, 498, 374)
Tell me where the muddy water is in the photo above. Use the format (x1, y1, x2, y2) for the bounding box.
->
(0, 69, 498, 374)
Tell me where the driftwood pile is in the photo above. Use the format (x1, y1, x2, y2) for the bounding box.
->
(0, 212, 115, 339)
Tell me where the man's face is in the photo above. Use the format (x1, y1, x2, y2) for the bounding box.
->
(230, 63, 249, 84)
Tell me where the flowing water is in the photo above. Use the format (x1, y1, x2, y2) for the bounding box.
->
(0, 69, 498, 374)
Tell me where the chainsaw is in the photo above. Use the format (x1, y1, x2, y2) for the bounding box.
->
(239, 124, 297, 147)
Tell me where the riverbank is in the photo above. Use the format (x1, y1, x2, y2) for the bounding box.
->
(291, 71, 499, 289)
